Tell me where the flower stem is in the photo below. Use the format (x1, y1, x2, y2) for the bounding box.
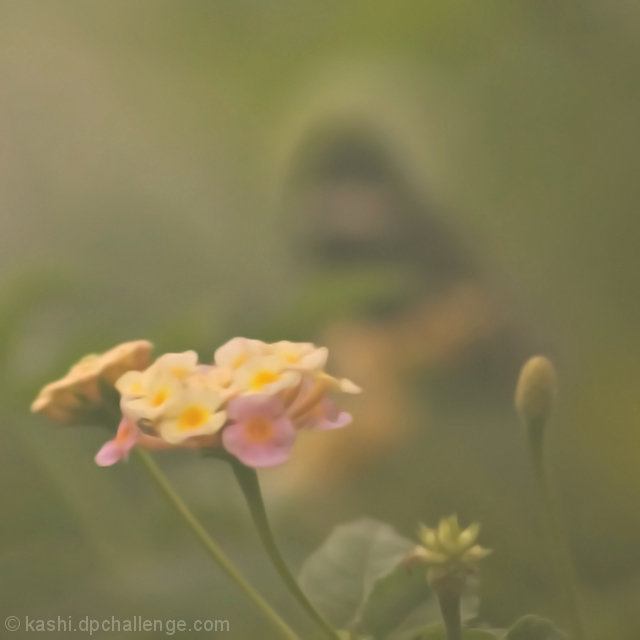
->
(229, 458, 340, 640)
(526, 422, 587, 640)
(437, 592, 461, 640)
(133, 449, 299, 640)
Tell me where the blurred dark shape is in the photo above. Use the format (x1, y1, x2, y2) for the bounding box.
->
(270, 120, 537, 501)
(280, 118, 533, 365)
(286, 119, 478, 310)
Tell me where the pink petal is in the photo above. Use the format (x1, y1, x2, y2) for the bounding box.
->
(95, 441, 128, 467)
(222, 412, 296, 468)
(301, 398, 352, 431)
(227, 394, 284, 422)
(94, 418, 140, 467)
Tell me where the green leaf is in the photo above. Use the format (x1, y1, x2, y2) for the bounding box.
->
(503, 615, 567, 640)
(358, 558, 431, 638)
(298, 519, 419, 630)
(396, 623, 498, 640)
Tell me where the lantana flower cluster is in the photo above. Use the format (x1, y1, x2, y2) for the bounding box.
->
(32, 338, 360, 469)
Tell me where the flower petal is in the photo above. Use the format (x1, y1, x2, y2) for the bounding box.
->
(222, 419, 296, 468)
(222, 398, 296, 468)
(227, 394, 284, 422)
(95, 441, 127, 467)
(94, 418, 139, 467)
(214, 337, 266, 369)
(299, 397, 352, 431)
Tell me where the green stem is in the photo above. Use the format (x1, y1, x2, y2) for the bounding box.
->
(526, 422, 587, 640)
(437, 592, 461, 640)
(133, 449, 299, 640)
(229, 458, 340, 640)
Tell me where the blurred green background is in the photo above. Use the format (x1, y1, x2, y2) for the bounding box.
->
(2, 1, 640, 638)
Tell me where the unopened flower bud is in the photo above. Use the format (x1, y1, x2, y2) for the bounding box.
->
(515, 356, 557, 427)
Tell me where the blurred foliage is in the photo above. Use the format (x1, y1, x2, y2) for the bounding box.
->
(2, 1, 640, 638)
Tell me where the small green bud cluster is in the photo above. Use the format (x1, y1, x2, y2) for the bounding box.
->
(413, 515, 491, 592)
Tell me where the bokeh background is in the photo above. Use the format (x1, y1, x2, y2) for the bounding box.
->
(2, 1, 640, 638)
